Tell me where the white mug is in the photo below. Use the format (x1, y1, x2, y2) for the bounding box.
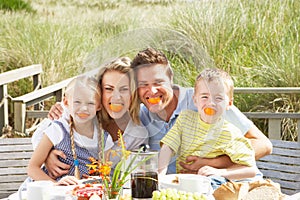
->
(26, 180, 53, 200)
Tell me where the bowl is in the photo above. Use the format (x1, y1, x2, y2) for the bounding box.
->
(159, 174, 213, 195)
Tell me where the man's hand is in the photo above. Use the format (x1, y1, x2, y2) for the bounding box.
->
(179, 155, 233, 174)
(47, 102, 64, 120)
(179, 156, 206, 174)
(44, 149, 70, 179)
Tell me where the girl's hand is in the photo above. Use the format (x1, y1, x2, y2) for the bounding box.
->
(197, 165, 225, 177)
(55, 176, 79, 186)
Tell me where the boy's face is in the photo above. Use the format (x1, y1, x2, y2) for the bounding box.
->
(66, 86, 101, 123)
(193, 78, 230, 124)
(136, 64, 173, 114)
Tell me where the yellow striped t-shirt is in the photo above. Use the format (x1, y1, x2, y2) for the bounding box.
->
(161, 110, 256, 173)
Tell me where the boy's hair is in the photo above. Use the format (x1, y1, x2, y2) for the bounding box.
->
(195, 68, 234, 101)
(97, 57, 141, 125)
(131, 47, 174, 80)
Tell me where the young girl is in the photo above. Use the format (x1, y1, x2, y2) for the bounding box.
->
(27, 75, 101, 185)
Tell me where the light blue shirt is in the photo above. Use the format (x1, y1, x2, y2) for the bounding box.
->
(140, 85, 254, 174)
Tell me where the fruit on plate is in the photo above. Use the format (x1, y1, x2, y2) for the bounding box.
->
(152, 188, 207, 200)
(72, 184, 104, 200)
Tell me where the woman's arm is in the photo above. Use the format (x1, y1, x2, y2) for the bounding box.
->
(27, 134, 56, 182)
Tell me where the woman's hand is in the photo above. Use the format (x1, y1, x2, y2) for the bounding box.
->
(48, 102, 64, 120)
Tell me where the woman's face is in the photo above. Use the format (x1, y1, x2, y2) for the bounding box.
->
(102, 70, 131, 119)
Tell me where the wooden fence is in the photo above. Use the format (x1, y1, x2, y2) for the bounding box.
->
(0, 66, 299, 141)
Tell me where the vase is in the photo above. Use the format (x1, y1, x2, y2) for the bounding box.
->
(107, 187, 122, 200)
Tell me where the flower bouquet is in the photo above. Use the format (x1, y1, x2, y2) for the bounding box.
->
(86, 130, 154, 200)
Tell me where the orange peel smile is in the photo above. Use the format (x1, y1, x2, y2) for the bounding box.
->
(109, 103, 123, 112)
(77, 113, 89, 118)
(147, 97, 161, 104)
(204, 108, 216, 116)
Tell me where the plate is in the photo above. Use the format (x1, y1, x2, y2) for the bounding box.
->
(159, 174, 213, 195)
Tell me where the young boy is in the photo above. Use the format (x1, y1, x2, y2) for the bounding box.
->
(158, 68, 259, 189)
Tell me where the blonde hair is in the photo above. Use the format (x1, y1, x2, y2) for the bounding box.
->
(64, 75, 101, 178)
(195, 68, 234, 101)
(97, 57, 141, 125)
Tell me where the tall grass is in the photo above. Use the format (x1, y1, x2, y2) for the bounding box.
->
(0, 0, 299, 139)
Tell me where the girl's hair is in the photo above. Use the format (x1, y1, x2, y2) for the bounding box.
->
(64, 75, 101, 178)
(97, 57, 141, 125)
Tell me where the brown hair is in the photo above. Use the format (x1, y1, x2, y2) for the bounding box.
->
(131, 47, 174, 80)
(97, 57, 141, 125)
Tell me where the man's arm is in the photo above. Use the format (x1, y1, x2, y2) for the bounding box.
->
(245, 125, 273, 160)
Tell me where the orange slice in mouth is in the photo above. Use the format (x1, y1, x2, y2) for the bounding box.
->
(77, 113, 89, 118)
(204, 108, 216, 116)
(109, 103, 123, 112)
(147, 97, 161, 104)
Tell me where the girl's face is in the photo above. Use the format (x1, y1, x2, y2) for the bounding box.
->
(193, 79, 229, 124)
(102, 70, 131, 119)
(67, 86, 101, 123)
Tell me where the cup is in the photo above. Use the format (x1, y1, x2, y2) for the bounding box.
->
(178, 174, 211, 194)
(26, 180, 53, 200)
(131, 171, 158, 199)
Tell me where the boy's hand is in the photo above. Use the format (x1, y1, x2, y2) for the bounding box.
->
(48, 102, 64, 120)
(45, 149, 70, 179)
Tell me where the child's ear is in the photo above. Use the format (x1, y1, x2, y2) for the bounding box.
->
(96, 104, 101, 111)
(63, 96, 68, 106)
(193, 95, 197, 106)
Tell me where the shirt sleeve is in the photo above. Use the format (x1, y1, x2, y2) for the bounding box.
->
(43, 123, 64, 146)
(223, 126, 256, 167)
(31, 118, 52, 150)
(224, 105, 253, 135)
(160, 114, 183, 155)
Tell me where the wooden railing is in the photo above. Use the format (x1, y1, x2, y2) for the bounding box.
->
(234, 87, 300, 142)
(0, 66, 299, 140)
(0, 66, 99, 135)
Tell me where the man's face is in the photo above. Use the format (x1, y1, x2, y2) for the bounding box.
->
(136, 64, 173, 113)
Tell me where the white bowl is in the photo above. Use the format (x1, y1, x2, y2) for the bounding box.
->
(159, 174, 213, 195)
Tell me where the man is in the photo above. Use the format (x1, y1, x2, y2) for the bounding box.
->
(130, 47, 272, 174)
(37, 47, 272, 177)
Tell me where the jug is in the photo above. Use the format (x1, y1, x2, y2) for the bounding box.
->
(129, 146, 159, 200)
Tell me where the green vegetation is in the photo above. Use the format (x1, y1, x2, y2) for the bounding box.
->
(0, 0, 34, 12)
(0, 0, 299, 139)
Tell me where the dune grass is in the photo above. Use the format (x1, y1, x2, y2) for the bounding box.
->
(0, 0, 299, 139)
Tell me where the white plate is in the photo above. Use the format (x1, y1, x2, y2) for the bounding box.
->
(159, 174, 213, 195)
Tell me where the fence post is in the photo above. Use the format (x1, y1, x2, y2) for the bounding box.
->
(268, 119, 281, 140)
(0, 85, 8, 136)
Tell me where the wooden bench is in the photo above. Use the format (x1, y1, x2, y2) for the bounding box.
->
(257, 139, 300, 195)
(0, 64, 43, 136)
(0, 138, 33, 199)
